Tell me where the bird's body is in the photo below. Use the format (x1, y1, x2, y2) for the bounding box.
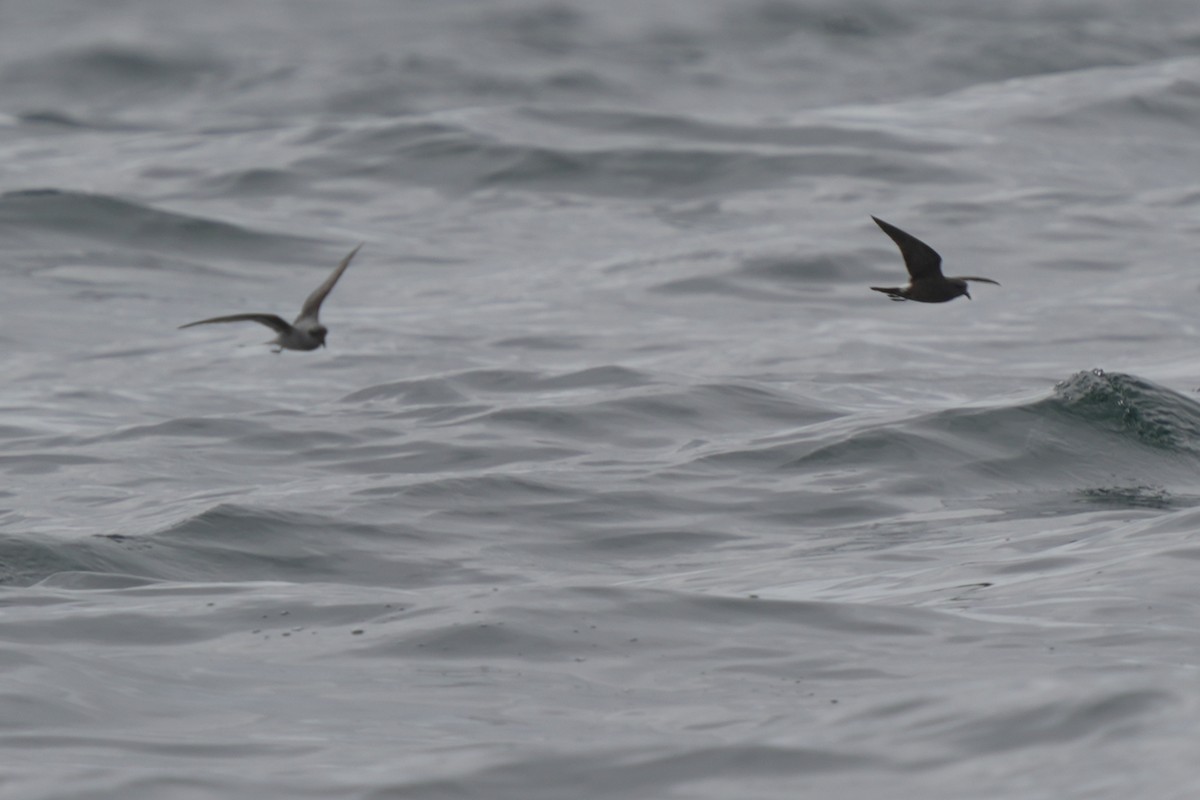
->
(868, 216, 998, 302)
(870, 277, 974, 304)
(180, 244, 362, 351)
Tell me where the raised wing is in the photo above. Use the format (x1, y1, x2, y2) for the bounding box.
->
(872, 216, 944, 282)
(179, 313, 293, 334)
(296, 244, 363, 324)
(956, 276, 1000, 285)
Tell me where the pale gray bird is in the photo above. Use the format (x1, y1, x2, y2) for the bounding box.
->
(180, 244, 363, 352)
(869, 217, 998, 302)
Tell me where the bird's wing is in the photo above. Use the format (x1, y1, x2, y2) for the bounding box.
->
(957, 276, 1000, 285)
(871, 216, 943, 281)
(179, 313, 293, 334)
(296, 244, 363, 324)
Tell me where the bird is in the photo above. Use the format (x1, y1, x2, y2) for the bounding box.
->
(869, 216, 998, 302)
(180, 244, 363, 352)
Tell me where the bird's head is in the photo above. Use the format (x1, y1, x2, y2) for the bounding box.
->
(311, 325, 328, 347)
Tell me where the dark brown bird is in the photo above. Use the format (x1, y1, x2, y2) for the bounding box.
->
(869, 216, 998, 302)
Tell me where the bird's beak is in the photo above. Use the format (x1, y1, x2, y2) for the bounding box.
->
(965, 291, 972, 300)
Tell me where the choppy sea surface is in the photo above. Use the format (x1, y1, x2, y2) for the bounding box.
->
(4, 1, 1200, 797)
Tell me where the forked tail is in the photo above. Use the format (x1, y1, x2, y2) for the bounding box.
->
(870, 286, 907, 301)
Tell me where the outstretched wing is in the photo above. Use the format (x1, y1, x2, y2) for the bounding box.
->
(871, 216, 944, 282)
(179, 313, 293, 334)
(295, 244, 363, 324)
(956, 276, 1000, 285)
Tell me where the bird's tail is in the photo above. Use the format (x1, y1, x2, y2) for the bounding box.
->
(870, 286, 907, 301)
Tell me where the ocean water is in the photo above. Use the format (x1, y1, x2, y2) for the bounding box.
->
(3, 0, 1200, 797)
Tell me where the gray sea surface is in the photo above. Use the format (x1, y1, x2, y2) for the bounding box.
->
(4, 1, 1200, 797)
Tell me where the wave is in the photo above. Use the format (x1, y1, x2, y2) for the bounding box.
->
(650, 250, 861, 301)
(684, 370, 1200, 511)
(518, 106, 953, 153)
(343, 366, 654, 403)
(319, 115, 974, 198)
(0, 189, 318, 257)
(0, 503, 504, 588)
(1046, 368, 1200, 451)
(2, 44, 225, 96)
(8, 371, 1195, 589)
